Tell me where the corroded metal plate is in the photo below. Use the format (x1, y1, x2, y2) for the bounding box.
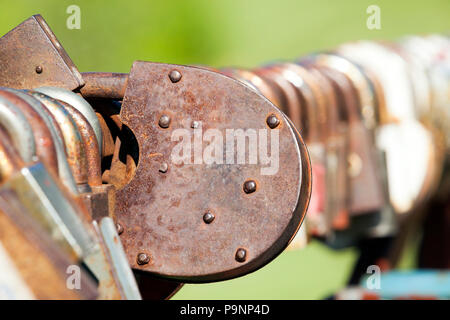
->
(0, 15, 84, 90)
(116, 61, 311, 282)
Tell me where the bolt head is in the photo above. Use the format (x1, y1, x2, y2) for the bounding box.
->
(266, 114, 280, 129)
(169, 70, 182, 83)
(116, 223, 124, 235)
(158, 115, 171, 128)
(159, 162, 168, 173)
(235, 248, 247, 262)
(35, 66, 43, 74)
(203, 212, 215, 224)
(137, 253, 150, 265)
(243, 180, 257, 194)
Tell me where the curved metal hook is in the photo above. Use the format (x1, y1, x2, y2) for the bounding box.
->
(35, 87, 102, 156)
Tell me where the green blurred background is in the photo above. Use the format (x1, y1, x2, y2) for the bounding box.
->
(1, 0, 448, 299)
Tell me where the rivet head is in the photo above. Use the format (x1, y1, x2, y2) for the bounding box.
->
(169, 70, 182, 83)
(116, 223, 124, 235)
(203, 211, 215, 224)
(158, 115, 171, 128)
(137, 253, 150, 265)
(191, 121, 200, 129)
(266, 114, 280, 129)
(243, 180, 257, 194)
(159, 162, 168, 173)
(35, 66, 43, 74)
(235, 248, 247, 262)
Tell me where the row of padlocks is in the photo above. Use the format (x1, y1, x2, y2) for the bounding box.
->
(219, 35, 449, 250)
(0, 15, 448, 299)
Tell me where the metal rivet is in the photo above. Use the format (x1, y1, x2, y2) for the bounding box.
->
(159, 162, 168, 173)
(137, 253, 150, 265)
(203, 211, 215, 224)
(116, 223, 124, 235)
(235, 248, 247, 262)
(266, 114, 280, 129)
(191, 121, 200, 129)
(243, 180, 257, 194)
(158, 115, 171, 128)
(35, 66, 43, 74)
(169, 70, 182, 83)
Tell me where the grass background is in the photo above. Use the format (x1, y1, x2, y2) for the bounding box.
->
(1, 0, 448, 299)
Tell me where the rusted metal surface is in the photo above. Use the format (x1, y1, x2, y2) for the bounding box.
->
(0, 127, 25, 181)
(305, 66, 350, 230)
(59, 101, 117, 222)
(59, 101, 102, 187)
(92, 99, 138, 190)
(0, 89, 59, 175)
(5, 88, 79, 194)
(80, 72, 128, 99)
(0, 144, 127, 300)
(98, 217, 142, 300)
(317, 67, 386, 215)
(0, 15, 84, 91)
(115, 62, 311, 282)
(83, 184, 117, 222)
(265, 64, 329, 235)
(96, 112, 116, 158)
(28, 91, 88, 185)
(35, 87, 103, 155)
(256, 66, 303, 130)
(0, 192, 98, 300)
(0, 95, 36, 162)
(221, 69, 283, 109)
(251, 68, 289, 114)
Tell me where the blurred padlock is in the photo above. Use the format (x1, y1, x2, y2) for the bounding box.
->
(306, 67, 350, 232)
(337, 42, 437, 214)
(29, 89, 116, 221)
(0, 197, 98, 300)
(0, 101, 136, 299)
(0, 89, 58, 176)
(1, 88, 79, 194)
(0, 127, 97, 299)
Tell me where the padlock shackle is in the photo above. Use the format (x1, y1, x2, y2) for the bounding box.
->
(28, 91, 89, 186)
(59, 101, 102, 187)
(0, 95, 36, 162)
(0, 89, 59, 176)
(79, 72, 128, 100)
(34, 87, 103, 156)
(0, 127, 24, 182)
(5, 89, 79, 195)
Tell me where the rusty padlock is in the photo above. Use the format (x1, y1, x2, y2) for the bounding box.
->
(0, 126, 98, 299)
(1, 88, 79, 194)
(0, 193, 98, 300)
(80, 62, 311, 282)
